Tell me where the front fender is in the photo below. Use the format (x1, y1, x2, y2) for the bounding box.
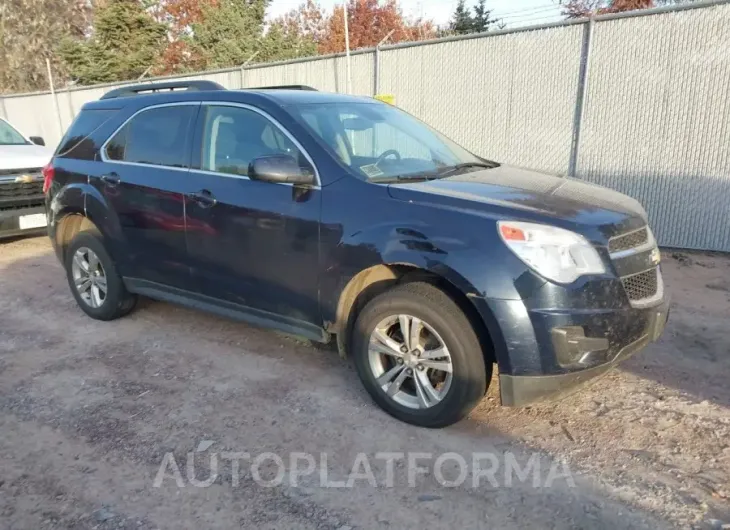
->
(323, 218, 529, 306)
(320, 220, 514, 370)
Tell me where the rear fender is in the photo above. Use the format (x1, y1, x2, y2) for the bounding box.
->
(50, 181, 126, 267)
(83, 184, 126, 265)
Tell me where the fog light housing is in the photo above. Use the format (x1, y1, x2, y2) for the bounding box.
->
(551, 326, 609, 367)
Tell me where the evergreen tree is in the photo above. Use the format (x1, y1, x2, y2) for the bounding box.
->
(59, 0, 166, 85)
(472, 0, 496, 32)
(187, 0, 268, 69)
(449, 0, 474, 35)
(187, 0, 316, 68)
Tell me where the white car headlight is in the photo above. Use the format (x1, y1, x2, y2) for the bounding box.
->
(497, 221, 606, 284)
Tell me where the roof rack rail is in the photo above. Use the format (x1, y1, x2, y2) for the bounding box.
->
(101, 80, 225, 100)
(250, 85, 318, 91)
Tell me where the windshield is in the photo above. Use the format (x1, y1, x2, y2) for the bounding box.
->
(290, 102, 490, 181)
(0, 119, 28, 146)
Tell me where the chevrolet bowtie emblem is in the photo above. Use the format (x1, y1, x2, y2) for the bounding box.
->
(650, 247, 661, 265)
(14, 174, 35, 183)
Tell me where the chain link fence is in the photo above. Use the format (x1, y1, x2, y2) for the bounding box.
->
(1, 1, 729, 250)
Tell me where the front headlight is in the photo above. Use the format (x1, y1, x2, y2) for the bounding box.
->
(497, 221, 605, 284)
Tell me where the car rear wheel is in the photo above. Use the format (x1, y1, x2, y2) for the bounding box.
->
(65, 231, 137, 321)
(352, 282, 490, 428)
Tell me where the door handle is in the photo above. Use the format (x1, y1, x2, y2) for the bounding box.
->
(187, 189, 217, 208)
(100, 173, 121, 187)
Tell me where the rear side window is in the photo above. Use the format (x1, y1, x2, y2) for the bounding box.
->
(105, 105, 196, 168)
(56, 109, 116, 159)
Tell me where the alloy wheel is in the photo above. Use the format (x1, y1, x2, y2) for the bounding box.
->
(368, 314, 453, 410)
(71, 247, 108, 309)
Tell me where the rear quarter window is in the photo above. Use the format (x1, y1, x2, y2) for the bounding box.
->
(104, 105, 196, 168)
(56, 109, 117, 159)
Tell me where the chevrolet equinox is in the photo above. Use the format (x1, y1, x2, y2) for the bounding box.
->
(44, 81, 669, 427)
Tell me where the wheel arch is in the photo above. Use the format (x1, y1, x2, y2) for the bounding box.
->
(332, 263, 497, 371)
(54, 212, 101, 263)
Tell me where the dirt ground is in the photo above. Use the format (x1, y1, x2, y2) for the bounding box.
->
(0, 236, 728, 529)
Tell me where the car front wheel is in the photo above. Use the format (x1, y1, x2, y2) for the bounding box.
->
(352, 282, 490, 428)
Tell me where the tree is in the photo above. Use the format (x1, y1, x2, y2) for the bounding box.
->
(186, 0, 267, 69)
(472, 0, 498, 32)
(149, 0, 217, 74)
(449, 0, 474, 35)
(292, 0, 436, 54)
(187, 0, 315, 69)
(274, 0, 328, 46)
(0, 0, 89, 93)
(59, 0, 167, 85)
(258, 23, 318, 62)
(559, 0, 694, 18)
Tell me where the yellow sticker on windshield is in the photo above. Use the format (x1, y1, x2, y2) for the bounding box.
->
(374, 94, 395, 105)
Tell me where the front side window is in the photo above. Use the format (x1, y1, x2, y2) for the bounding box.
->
(291, 102, 487, 181)
(105, 105, 195, 168)
(199, 105, 311, 177)
(0, 119, 28, 146)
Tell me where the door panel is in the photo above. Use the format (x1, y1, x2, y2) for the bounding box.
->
(91, 103, 198, 289)
(185, 104, 321, 325)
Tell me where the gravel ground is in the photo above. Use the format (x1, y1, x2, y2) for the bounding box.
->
(0, 236, 728, 529)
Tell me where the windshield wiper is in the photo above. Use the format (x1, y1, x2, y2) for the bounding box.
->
(369, 173, 437, 183)
(436, 161, 499, 178)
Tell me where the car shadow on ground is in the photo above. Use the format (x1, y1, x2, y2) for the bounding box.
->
(1, 239, 727, 528)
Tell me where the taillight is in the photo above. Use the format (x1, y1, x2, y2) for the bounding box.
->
(42, 163, 55, 194)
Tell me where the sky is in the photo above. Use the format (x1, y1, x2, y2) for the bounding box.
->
(266, 0, 566, 28)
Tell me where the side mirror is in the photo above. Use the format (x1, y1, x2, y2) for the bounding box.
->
(248, 155, 314, 186)
(29, 136, 45, 146)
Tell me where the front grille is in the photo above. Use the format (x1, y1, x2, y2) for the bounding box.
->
(0, 167, 42, 178)
(621, 268, 658, 301)
(0, 201, 45, 212)
(609, 227, 649, 254)
(0, 180, 43, 199)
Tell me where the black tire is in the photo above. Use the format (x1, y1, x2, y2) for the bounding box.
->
(64, 231, 137, 321)
(352, 282, 490, 428)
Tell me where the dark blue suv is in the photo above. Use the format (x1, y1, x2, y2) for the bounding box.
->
(45, 81, 668, 427)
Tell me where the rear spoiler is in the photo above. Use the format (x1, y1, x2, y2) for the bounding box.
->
(101, 80, 225, 100)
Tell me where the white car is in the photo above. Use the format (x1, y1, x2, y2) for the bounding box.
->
(0, 117, 53, 239)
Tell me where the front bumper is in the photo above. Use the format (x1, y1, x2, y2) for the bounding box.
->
(500, 304, 668, 406)
(472, 291, 669, 407)
(0, 205, 47, 240)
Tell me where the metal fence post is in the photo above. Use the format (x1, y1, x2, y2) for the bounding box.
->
(65, 86, 76, 126)
(374, 47, 380, 96)
(239, 51, 260, 89)
(374, 30, 395, 96)
(568, 17, 595, 178)
(46, 58, 64, 140)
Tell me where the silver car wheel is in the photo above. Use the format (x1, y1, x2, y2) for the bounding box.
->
(368, 314, 453, 410)
(71, 247, 108, 309)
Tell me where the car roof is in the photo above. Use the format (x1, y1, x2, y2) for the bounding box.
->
(242, 89, 373, 105)
(83, 87, 377, 112)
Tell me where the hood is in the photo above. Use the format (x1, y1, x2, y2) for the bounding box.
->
(0, 144, 53, 171)
(388, 165, 647, 228)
